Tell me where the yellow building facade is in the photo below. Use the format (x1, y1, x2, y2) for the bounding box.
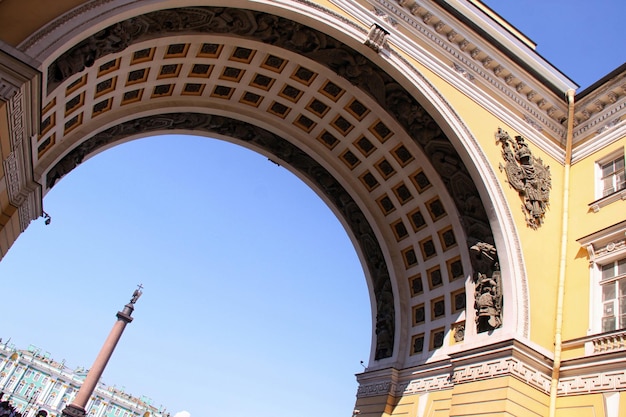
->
(0, 1, 624, 416)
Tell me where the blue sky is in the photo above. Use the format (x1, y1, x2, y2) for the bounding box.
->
(0, 2, 624, 417)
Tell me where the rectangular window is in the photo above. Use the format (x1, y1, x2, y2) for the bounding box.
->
(601, 155, 625, 197)
(45, 392, 56, 405)
(601, 258, 626, 332)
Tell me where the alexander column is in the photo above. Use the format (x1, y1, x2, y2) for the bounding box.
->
(62, 285, 143, 417)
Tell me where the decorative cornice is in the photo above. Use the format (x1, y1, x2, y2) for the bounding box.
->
(453, 355, 551, 393)
(576, 220, 626, 254)
(358, 349, 552, 399)
(0, 76, 19, 101)
(371, 0, 569, 143)
(4, 91, 43, 231)
(559, 369, 626, 395)
(569, 70, 626, 162)
(400, 372, 452, 394)
(0, 49, 43, 231)
(3, 146, 21, 204)
(558, 348, 626, 396)
(357, 379, 399, 397)
(0, 47, 34, 101)
(574, 100, 625, 138)
(358, 338, 626, 398)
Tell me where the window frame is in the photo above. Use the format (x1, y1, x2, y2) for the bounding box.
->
(579, 220, 626, 336)
(590, 149, 626, 211)
(600, 258, 626, 332)
(45, 391, 57, 406)
(599, 154, 625, 197)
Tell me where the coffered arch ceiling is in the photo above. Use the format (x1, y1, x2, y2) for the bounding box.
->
(27, 5, 523, 368)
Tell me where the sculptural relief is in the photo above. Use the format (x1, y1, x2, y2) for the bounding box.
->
(475, 272, 502, 332)
(496, 128, 551, 229)
(470, 241, 502, 333)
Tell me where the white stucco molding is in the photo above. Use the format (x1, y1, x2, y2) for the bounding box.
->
(0, 44, 43, 231)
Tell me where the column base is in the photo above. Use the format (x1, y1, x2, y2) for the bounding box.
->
(61, 404, 86, 417)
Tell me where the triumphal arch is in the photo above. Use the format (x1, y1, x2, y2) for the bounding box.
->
(1, 1, 625, 416)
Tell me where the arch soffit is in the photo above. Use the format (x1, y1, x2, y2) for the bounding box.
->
(25, 3, 528, 365)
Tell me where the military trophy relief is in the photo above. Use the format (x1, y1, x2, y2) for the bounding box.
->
(496, 128, 552, 229)
(470, 241, 502, 333)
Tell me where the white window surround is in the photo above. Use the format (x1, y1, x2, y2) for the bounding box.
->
(600, 261, 626, 332)
(578, 221, 626, 352)
(590, 149, 626, 212)
(45, 392, 56, 405)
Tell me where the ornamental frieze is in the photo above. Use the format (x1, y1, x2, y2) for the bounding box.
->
(358, 348, 626, 398)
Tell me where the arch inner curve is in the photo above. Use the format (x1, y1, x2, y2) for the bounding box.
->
(34, 5, 501, 364)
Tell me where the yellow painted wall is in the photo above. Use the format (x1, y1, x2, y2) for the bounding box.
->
(568, 138, 626, 239)
(354, 390, 454, 417)
(353, 377, 623, 417)
(354, 377, 553, 417)
(2, 3, 625, 415)
(561, 137, 626, 355)
(555, 392, 606, 417)
(449, 377, 549, 417)
(424, 391, 453, 417)
(354, 393, 401, 417)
